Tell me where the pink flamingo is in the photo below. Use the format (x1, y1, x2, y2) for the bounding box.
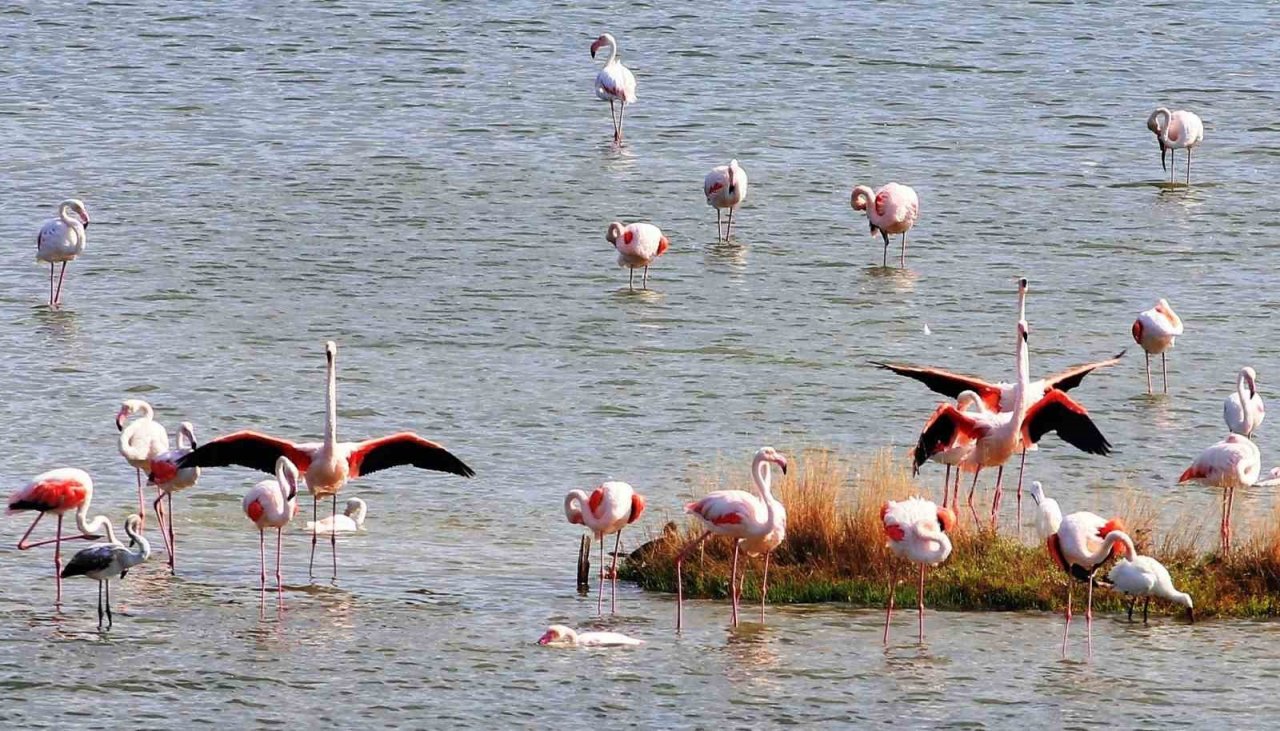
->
(914, 390, 985, 509)
(734, 494, 786, 625)
(147, 421, 200, 573)
(605, 221, 669, 291)
(1132, 299, 1185, 394)
(881, 497, 955, 643)
(1147, 108, 1204, 185)
(850, 183, 919, 267)
(1223, 366, 1265, 438)
(590, 33, 637, 144)
(1031, 481, 1127, 656)
(7, 468, 117, 606)
(564, 481, 646, 614)
(176, 340, 474, 580)
(704, 159, 749, 241)
(243, 456, 301, 595)
(1178, 433, 1260, 554)
(675, 447, 788, 631)
(117, 399, 170, 526)
(35, 198, 90, 308)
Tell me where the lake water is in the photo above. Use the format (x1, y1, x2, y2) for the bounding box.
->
(3, 1, 1280, 727)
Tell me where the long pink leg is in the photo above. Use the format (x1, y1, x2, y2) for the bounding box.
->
(617, 103, 625, 143)
(730, 541, 741, 627)
(18, 513, 100, 549)
(49, 263, 55, 307)
(725, 208, 735, 241)
(16, 512, 46, 550)
(609, 530, 623, 614)
(760, 552, 771, 623)
(152, 493, 173, 565)
(54, 515, 64, 607)
(134, 469, 148, 529)
(918, 564, 926, 643)
(167, 493, 177, 573)
(258, 529, 266, 594)
(952, 468, 962, 513)
(1162, 352, 1169, 393)
(900, 232, 907, 267)
(1062, 583, 1072, 655)
(966, 469, 982, 525)
(53, 262, 68, 305)
(1145, 352, 1152, 394)
(715, 208, 723, 241)
(597, 532, 605, 615)
(883, 575, 896, 645)
(1015, 449, 1027, 536)
(1086, 575, 1095, 656)
(675, 531, 712, 632)
(941, 465, 951, 508)
(276, 527, 285, 595)
(990, 465, 1004, 529)
(330, 494, 338, 579)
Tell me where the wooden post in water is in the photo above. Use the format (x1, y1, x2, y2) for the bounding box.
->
(576, 534, 591, 594)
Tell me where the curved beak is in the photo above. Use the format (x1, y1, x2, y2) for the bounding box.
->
(115, 411, 126, 431)
(537, 632, 554, 645)
(590, 38, 604, 58)
(1159, 142, 1168, 172)
(775, 456, 789, 475)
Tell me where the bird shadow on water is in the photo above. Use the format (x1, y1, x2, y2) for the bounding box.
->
(601, 142, 637, 172)
(610, 286, 664, 304)
(705, 239, 748, 271)
(31, 306, 80, 344)
(863, 265, 918, 294)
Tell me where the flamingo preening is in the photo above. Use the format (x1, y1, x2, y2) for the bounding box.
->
(176, 340, 474, 580)
(147, 421, 201, 573)
(1223, 367, 1264, 438)
(850, 183, 918, 267)
(704, 159, 749, 241)
(537, 624, 643, 647)
(60, 514, 149, 630)
(1132, 299, 1184, 394)
(881, 497, 955, 643)
(1179, 433, 1261, 554)
(7, 468, 117, 607)
(1147, 107, 1204, 185)
(242, 457, 301, 595)
(306, 497, 367, 534)
(675, 447, 788, 631)
(35, 198, 90, 308)
(590, 33, 637, 144)
(1031, 481, 1127, 656)
(606, 221, 669, 291)
(564, 481, 646, 614)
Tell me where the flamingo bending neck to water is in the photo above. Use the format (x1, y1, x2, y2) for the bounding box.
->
(176, 340, 474, 580)
(36, 198, 90, 308)
(1108, 538, 1194, 624)
(675, 447, 788, 631)
(590, 33, 637, 144)
(7, 468, 117, 606)
(564, 481, 646, 615)
(1147, 107, 1203, 185)
(850, 183, 918, 267)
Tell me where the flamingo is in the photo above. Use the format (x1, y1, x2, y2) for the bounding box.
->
(564, 481, 646, 614)
(590, 32, 636, 144)
(243, 457, 301, 595)
(734, 499, 786, 625)
(850, 183, 919, 267)
(704, 159, 749, 241)
(60, 514, 149, 630)
(1224, 367, 1264, 438)
(914, 390, 986, 509)
(176, 340, 474, 579)
(1147, 108, 1204, 185)
(305, 497, 367, 534)
(1178, 433, 1260, 554)
(146, 421, 200, 573)
(881, 497, 955, 643)
(1030, 481, 1127, 655)
(35, 198, 90, 308)
(606, 221, 669, 291)
(537, 624, 643, 647)
(912, 320, 1112, 527)
(1107, 536, 1194, 624)
(7, 468, 117, 606)
(117, 399, 170, 525)
(1132, 298, 1184, 394)
(675, 447, 788, 631)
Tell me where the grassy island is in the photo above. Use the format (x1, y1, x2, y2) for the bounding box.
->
(620, 449, 1280, 619)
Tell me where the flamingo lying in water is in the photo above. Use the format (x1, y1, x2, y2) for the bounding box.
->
(537, 624, 643, 647)
(176, 340, 475, 580)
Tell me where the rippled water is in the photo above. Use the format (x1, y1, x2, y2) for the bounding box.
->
(3, 1, 1280, 727)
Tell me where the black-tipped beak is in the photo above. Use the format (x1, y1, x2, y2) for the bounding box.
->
(1160, 144, 1167, 172)
(780, 463, 788, 475)
(115, 415, 125, 432)
(1019, 278, 1028, 288)
(1187, 607, 1195, 624)
(1022, 330, 1029, 343)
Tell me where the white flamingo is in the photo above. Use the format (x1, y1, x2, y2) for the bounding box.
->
(117, 400, 171, 526)
(1132, 299, 1184, 394)
(1178, 433, 1261, 553)
(1107, 536, 1194, 623)
(590, 33, 637, 143)
(537, 624, 643, 647)
(881, 497, 955, 643)
(35, 198, 90, 308)
(1223, 367, 1264, 438)
(1147, 108, 1204, 184)
(605, 221, 669, 291)
(243, 457, 301, 595)
(305, 497, 367, 534)
(704, 159, 749, 241)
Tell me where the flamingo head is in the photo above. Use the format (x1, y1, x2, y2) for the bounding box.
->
(850, 185, 874, 213)
(325, 340, 337, 364)
(590, 34, 613, 59)
(756, 446, 788, 475)
(538, 624, 575, 645)
(605, 221, 624, 244)
(60, 199, 90, 228)
(1147, 109, 1170, 170)
(275, 456, 301, 500)
(344, 497, 368, 524)
(1018, 319, 1029, 343)
(178, 421, 198, 449)
(1243, 366, 1259, 397)
(115, 399, 148, 431)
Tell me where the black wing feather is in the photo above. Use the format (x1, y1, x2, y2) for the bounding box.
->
(1045, 350, 1127, 393)
(912, 408, 962, 473)
(1026, 401, 1112, 456)
(61, 544, 117, 578)
(357, 434, 475, 478)
(174, 431, 297, 474)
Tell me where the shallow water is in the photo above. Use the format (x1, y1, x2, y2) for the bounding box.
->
(2, 1, 1279, 727)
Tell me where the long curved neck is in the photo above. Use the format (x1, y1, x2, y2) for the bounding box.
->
(1238, 371, 1251, 408)
(1011, 328, 1031, 418)
(323, 354, 337, 449)
(1156, 109, 1172, 144)
(76, 505, 117, 545)
(59, 204, 77, 227)
(1082, 530, 1131, 567)
(122, 522, 151, 565)
(276, 466, 297, 505)
(604, 37, 618, 65)
(564, 490, 588, 522)
(914, 522, 952, 556)
(751, 457, 777, 533)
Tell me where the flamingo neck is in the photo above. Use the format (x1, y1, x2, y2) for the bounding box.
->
(123, 521, 151, 565)
(914, 521, 952, 560)
(59, 203, 78, 228)
(276, 463, 298, 504)
(563, 490, 588, 525)
(76, 505, 117, 545)
(1081, 529, 1129, 568)
(1011, 327, 1032, 420)
(603, 37, 618, 65)
(1238, 371, 1251, 410)
(1156, 109, 1172, 145)
(751, 456, 777, 535)
(323, 353, 337, 450)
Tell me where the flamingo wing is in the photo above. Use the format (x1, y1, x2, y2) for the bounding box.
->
(60, 544, 120, 578)
(912, 405, 983, 471)
(347, 432, 475, 479)
(1022, 391, 1111, 456)
(1043, 350, 1127, 393)
(870, 362, 1002, 410)
(175, 430, 310, 474)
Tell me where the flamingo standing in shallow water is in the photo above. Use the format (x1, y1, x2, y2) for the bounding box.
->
(1031, 481, 1127, 656)
(881, 497, 955, 644)
(590, 32, 636, 144)
(675, 447, 788, 631)
(1178, 433, 1260, 554)
(564, 481, 646, 614)
(147, 421, 200, 573)
(60, 514, 149, 630)
(1224, 367, 1264, 438)
(850, 183, 918, 267)
(734, 492, 786, 625)
(704, 159, 749, 241)
(537, 624, 643, 647)
(117, 399, 170, 526)
(1132, 298, 1184, 394)
(606, 221, 668, 291)
(36, 198, 90, 308)
(243, 457, 301, 595)
(7, 468, 117, 606)
(177, 340, 474, 579)
(1107, 536, 1194, 623)
(1147, 108, 1203, 185)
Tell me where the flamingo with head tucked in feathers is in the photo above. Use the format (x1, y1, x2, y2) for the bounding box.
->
(881, 497, 955, 644)
(590, 32, 637, 144)
(36, 198, 90, 308)
(147, 421, 200, 573)
(1132, 298, 1184, 394)
(606, 221, 668, 291)
(850, 183, 918, 267)
(1224, 367, 1264, 438)
(564, 481, 646, 615)
(1147, 107, 1203, 185)
(1178, 433, 1260, 554)
(704, 159, 749, 241)
(1030, 481, 1127, 656)
(176, 340, 474, 580)
(7, 468, 117, 607)
(675, 447, 788, 631)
